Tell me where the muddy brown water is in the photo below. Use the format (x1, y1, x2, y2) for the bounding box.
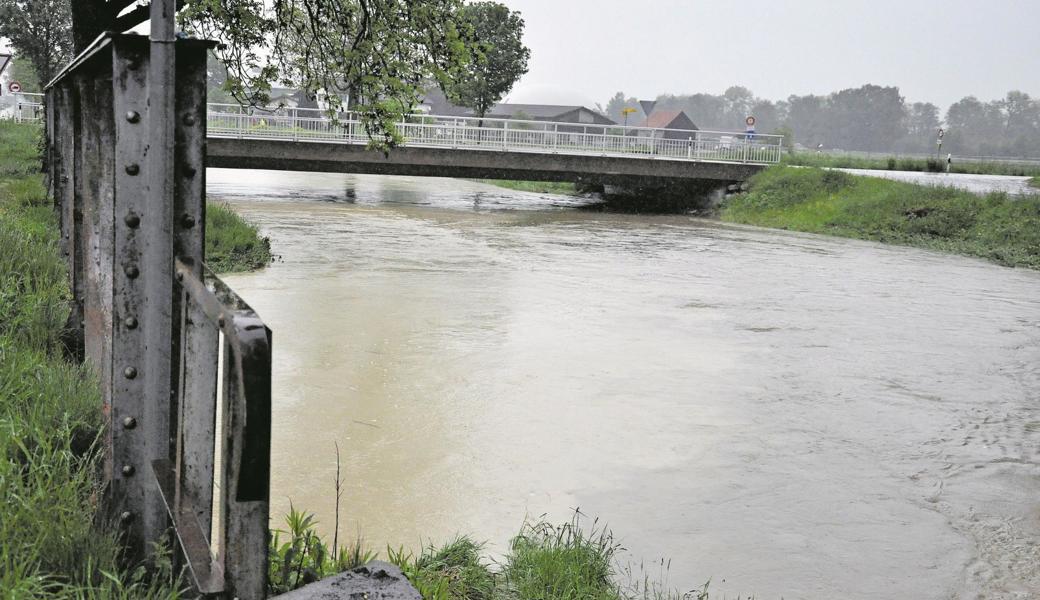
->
(209, 168, 1040, 600)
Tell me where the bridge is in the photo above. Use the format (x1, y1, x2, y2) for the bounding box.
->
(206, 104, 782, 186)
(14, 96, 781, 186)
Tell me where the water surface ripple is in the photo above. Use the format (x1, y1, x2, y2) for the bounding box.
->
(210, 169, 1040, 600)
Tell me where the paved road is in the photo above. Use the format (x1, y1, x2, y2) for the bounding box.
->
(835, 168, 1035, 195)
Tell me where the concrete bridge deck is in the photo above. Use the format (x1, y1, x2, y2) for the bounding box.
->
(204, 105, 780, 186)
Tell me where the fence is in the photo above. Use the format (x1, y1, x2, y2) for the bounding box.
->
(207, 104, 786, 165)
(1, 91, 43, 122)
(45, 32, 271, 598)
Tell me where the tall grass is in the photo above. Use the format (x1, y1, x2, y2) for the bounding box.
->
(785, 152, 1040, 177)
(1030, 176, 1039, 189)
(0, 121, 183, 598)
(205, 203, 273, 272)
(722, 165, 1040, 269)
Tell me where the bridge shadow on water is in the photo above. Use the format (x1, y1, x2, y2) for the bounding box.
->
(577, 178, 735, 214)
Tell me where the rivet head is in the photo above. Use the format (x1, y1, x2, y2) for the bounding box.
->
(125, 163, 140, 176)
(121, 465, 135, 477)
(124, 366, 137, 379)
(126, 111, 140, 123)
(122, 416, 137, 429)
(183, 113, 197, 126)
(124, 213, 140, 228)
(124, 316, 138, 329)
(181, 213, 196, 228)
(124, 264, 139, 279)
(120, 511, 133, 523)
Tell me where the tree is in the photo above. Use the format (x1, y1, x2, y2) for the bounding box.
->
(442, 1, 529, 120)
(0, 0, 72, 87)
(59, 0, 474, 147)
(4, 54, 40, 92)
(604, 91, 639, 124)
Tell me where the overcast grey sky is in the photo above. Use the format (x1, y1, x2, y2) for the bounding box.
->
(502, 0, 1039, 110)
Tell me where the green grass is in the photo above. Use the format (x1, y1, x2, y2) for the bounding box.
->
(205, 203, 272, 272)
(383, 514, 712, 600)
(269, 506, 717, 599)
(0, 121, 183, 598)
(1030, 176, 1039, 189)
(721, 165, 1040, 269)
(785, 152, 1040, 177)
(479, 179, 580, 195)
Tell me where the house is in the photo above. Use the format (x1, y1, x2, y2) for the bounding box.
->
(421, 88, 616, 128)
(642, 109, 699, 140)
(265, 87, 319, 110)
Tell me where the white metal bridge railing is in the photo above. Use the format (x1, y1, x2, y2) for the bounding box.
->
(2, 92, 44, 123)
(207, 104, 785, 165)
(11, 99, 784, 164)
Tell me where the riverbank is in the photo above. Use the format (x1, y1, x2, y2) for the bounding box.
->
(720, 165, 1040, 269)
(1031, 176, 1039, 189)
(0, 121, 270, 596)
(0, 122, 181, 596)
(270, 508, 702, 599)
(785, 152, 1040, 177)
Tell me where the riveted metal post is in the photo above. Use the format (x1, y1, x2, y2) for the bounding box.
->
(110, 37, 165, 559)
(171, 43, 217, 577)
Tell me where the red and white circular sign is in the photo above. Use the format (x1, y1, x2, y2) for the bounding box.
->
(745, 116, 756, 127)
(8, 81, 22, 93)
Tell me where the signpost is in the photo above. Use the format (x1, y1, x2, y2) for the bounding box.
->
(622, 106, 637, 127)
(936, 127, 944, 160)
(745, 115, 756, 142)
(639, 99, 657, 126)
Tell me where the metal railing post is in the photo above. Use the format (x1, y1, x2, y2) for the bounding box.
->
(503, 121, 509, 151)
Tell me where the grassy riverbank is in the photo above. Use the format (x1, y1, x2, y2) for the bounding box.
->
(1031, 176, 1040, 189)
(0, 122, 182, 597)
(721, 165, 1040, 269)
(1, 121, 271, 596)
(206, 203, 273, 272)
(479, 179, 580, 195)
(271, 509, 710, 600)
(785, 152, 1040, 177)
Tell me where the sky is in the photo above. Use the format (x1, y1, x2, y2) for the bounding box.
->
(501, 0, 1040, 110)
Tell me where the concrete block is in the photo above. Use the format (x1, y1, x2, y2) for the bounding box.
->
(271, 560, 421, 600)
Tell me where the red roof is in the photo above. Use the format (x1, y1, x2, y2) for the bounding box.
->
(646, 110, 684, 128)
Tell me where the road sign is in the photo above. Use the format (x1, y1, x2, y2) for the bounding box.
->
(639, 100, 657, 119)
(937, 128, 944, 139)
(8, 81, 21, 94)
(745, 116, 756, 128)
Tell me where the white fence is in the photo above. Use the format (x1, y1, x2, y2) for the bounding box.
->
(207, 104, 785, 165)
(1, 92, 44, 123)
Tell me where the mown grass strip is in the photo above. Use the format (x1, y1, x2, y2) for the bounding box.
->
(721, 165, 1040, 269)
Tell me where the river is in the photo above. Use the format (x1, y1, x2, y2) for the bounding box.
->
(209, 168, 1040, 600)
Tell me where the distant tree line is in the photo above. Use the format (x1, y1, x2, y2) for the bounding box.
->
(603, 85, 1040, 157)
